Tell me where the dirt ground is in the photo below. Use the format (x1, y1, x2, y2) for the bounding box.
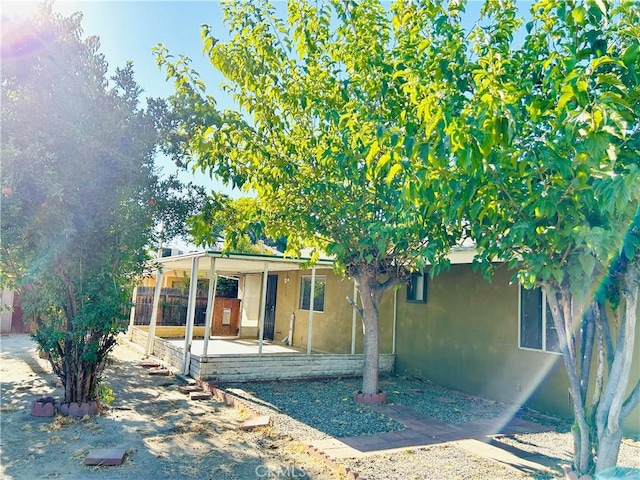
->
(0, 334, 341, 480)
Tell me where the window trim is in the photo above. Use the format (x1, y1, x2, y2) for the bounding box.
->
(299, 275, 326, 313)
(406, 272, 428, 304)
(518, 285, 562, 355)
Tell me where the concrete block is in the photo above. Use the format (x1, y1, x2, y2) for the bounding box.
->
(190, 391, 212, 401)
(178, 385, 203, 394)
(239, 415, 271, 431)
(139, 360, 160, 368)
(83, 448, 127, 466)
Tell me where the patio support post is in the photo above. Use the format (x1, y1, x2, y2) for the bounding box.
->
(182, 255, 200, 375)
(258, 262, 269, 355)
(202, 257, 217, 358)
(351, 281, 358, 354)
(392, 288, 398, 355)
(146, 270, 163, 356)
(306, 267, 316, 355)
(128, 286, 138, 340)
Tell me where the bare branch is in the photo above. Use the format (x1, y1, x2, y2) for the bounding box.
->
(346, 296, 363, 319)
(621, 380, 640, 419)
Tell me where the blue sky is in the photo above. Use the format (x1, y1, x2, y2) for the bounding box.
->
(2, 0, 533, 197)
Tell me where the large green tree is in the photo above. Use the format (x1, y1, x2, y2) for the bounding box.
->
(0, 6, 188, 404)
(156, 0, 465, 397)
(407, 0, 640, 474)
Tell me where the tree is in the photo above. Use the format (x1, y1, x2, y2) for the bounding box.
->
(410, 0, 640, 474)
(0, 6, 181, 405)
(156, 0, 464, 397)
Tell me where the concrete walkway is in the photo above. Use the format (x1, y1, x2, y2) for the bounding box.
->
(310, 402, 558, 476)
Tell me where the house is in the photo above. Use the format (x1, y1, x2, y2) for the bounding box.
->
(128, 249, 640, 435)
(128, 251, 395, 383)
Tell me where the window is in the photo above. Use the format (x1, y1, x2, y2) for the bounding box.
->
(407, 272, 427, 303)
(299, 275, 326, 312)
(519, 286, 560, 353)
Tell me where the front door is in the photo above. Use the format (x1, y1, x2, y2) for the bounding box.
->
(263, 275, 278, 340)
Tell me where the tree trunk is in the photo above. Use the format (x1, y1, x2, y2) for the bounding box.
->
(595, 264, 639, 473)
(358, 275, 380, 396)
(597, 426, 623, 472)
(349, 264, 404, 397)
(361, 307, 380, 395)
(544, 285, 593, 475)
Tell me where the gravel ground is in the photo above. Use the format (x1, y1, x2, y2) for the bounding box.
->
(3, 334, 638, 480)
(219, 377, 640, 480)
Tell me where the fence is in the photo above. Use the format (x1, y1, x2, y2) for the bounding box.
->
(134, 287, 208, 327)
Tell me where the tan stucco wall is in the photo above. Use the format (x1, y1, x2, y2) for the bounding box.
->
(271, 269, 394, 355)
(394, 264, 640, 434)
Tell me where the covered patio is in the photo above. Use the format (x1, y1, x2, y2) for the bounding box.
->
(127, 250, 396, 382)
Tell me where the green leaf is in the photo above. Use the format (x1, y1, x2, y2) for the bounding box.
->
(386, 163, 403, 185)
(578, 254, 596, 277)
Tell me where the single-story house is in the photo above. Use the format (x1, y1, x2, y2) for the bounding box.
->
(129, 248, 639, 435)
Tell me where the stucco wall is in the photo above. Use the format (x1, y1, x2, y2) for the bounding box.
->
(393, 264, 640, 434)
(239, 274, 262, 338)
(270, 270, 394, 355)
(1, 289, 14, 334)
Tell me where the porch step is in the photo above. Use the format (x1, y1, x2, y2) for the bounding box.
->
(139, 360, 160, 369)
(148, 368, 170, 376)
(190, 391, 212, 401)
(179, 385, 204, 394)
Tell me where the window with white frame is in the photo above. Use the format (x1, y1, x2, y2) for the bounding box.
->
(407, 272, 427, 303)
(299, 275, 326, 312)
(519, 286, 560, 353)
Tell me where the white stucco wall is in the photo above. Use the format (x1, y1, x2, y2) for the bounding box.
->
(238, 274, 262, 338)
(1, 289, 14, 334)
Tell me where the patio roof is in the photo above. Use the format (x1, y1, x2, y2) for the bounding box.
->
(152, 250, 335, 276)
(151, 245, 478, 277)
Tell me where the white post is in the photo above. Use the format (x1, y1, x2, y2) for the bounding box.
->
(392, 288, 398, 355)
(128, 286, 138, 340)
(146, 270, 163, 356)
(182, 256, 200, 375)
(257, 262, 269, 355)
(306, 267, 316, 355)
(351, 281, 358, 354)
(202, 257, 217, 358)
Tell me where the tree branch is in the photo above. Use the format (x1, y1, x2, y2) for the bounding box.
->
(621, 379, 640, 419)
(346, 295, 363, 319)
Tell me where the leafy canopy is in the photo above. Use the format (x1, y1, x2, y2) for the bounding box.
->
(156, 0, 467, 278)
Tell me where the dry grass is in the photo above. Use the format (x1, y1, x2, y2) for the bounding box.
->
(235, 404, 253, 420)
(41, 414, 76, 432)
(1, 404, 19, 413)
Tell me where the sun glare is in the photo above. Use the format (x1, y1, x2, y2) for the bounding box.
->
(1, 2, 41, 20)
